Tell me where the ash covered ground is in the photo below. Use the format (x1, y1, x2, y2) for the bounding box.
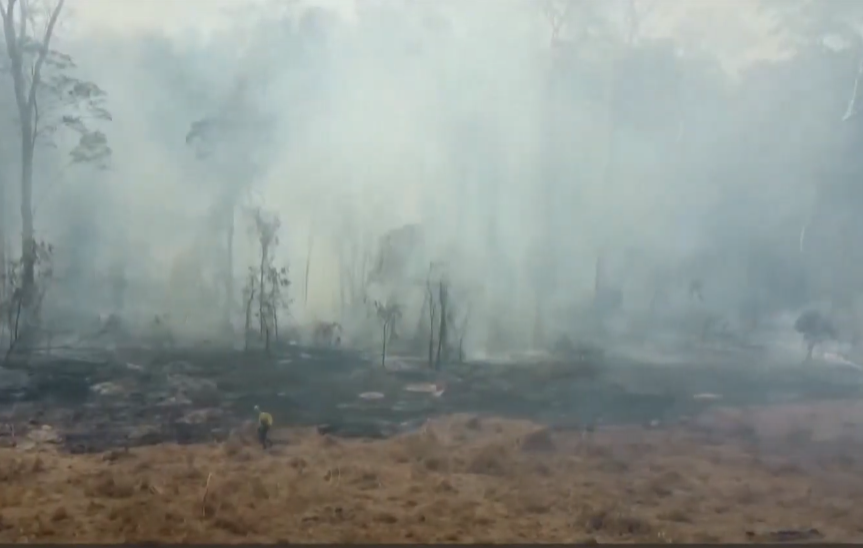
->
(1, 336, 863, 543)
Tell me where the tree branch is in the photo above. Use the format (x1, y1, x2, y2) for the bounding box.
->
(30, 92, 38, 148)
(26, 0, 64, 115)
(842, 52, 863, 122)
(17, 0, 26, 45)
(1, 0, 30, 121)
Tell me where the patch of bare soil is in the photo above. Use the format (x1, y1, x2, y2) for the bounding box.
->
(3, 405, 863, 543)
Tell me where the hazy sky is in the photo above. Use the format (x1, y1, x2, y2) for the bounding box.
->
(73, 0, 326, 34)
(72, 0, 782, 71)
(22, 0, 810, 344)
(75, 0, 248, 28)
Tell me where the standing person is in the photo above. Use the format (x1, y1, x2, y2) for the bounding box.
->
(254, 405, 273, 449)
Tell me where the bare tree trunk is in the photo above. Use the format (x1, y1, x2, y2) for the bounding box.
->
(20, 139, 34, 294)
(457, 306, 471, 364)
(244, 286, 255, 351)
(435, 281, 448, 370)
(258, 243, 267, 336)
(426, 285, 436, 369)
(2, 0, 66, 299)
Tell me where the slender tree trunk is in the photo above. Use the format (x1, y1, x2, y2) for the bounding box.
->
(20, 139, 35, 295)
(4, 0, 65, 303)
(425, 287, 435, 368)
(435, 282, 448, 370)
(244, 286, 255, 351)
(258, 243, 267, 336)
(415, 288, 428, 348)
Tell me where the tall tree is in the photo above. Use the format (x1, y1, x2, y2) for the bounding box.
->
(0, 0, 111, 298)
(185, 78, 275, 331)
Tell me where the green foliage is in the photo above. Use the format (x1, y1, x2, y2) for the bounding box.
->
(7, 3, 114, 170)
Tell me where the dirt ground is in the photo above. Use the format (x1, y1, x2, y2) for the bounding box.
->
(3, 402, 863, 543)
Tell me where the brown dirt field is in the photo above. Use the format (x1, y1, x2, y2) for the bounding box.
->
(4, 403, 863, 544)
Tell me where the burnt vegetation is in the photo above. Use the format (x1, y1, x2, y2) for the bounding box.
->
(0, 0, 862, 543)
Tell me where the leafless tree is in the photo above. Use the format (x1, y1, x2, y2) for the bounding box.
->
(186, 76, 276, 332)
(245, 208, 290, 354)
(425, 267, 437, 368)
(454, 303, 471, 364)
(434, 279, 449, 370)
(374, 299, 401, 369)
(242, 267, 257, 351)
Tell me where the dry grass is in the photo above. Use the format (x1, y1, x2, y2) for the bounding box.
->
(3, 404, 863, 543)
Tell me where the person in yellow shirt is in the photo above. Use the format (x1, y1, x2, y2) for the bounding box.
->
(254, 405, 273, 449)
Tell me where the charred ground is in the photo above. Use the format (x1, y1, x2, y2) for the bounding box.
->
(1, 344, 863, 542)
